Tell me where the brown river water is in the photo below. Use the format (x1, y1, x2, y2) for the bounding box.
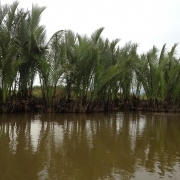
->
(0, 112, 180, 180)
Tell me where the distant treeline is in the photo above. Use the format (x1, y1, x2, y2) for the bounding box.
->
(0, 1, 180, 113)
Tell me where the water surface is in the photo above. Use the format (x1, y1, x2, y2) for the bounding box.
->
(0, 112, 180, 180)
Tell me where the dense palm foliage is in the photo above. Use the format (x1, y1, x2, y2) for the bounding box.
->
(0, 1, 180, 112)
(0, 1, 47, 101)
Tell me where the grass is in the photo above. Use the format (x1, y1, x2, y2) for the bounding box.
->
(32, 86, 42, 97)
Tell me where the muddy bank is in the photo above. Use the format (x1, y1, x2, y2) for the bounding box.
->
(0, 96, 180, 113)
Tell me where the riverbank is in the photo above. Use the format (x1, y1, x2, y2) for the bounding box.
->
(0, 97, 179, 113)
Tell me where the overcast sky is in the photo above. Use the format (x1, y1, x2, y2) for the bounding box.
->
(2, 0, 180, 56)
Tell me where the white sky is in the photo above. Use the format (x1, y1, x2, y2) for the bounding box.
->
(2, 0, 180, 56)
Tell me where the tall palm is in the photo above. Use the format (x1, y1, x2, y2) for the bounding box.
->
(163, 44, 179, 103)
(136, 46, 160, 102)
(17, 4, 47, 97)
(0, 1, 23, 103)
(94, 42, 138, 101)
(74, 28, 104, 101)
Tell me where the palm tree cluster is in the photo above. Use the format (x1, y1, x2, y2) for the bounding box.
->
(0, 1, 46, 101)
(0, 1, 180, 112)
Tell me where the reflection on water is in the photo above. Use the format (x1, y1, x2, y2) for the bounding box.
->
(0, 112, 180, 180)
